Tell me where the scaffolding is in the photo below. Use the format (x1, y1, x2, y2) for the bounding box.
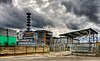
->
(60, 28, 98, 53)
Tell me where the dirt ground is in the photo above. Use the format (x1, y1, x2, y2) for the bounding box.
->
(0, 55, 100, 61)
(0, 51, 100, 61)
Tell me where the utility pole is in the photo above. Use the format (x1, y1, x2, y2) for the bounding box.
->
(7, 29, 9, 46)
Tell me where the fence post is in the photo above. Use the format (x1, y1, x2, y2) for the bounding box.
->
(26, 46, 27, 53)
(14, 46, 15, 54)
(33, 46, 34, 53)
(43, 45, 44, 53)
(35, 45, 36, 53)
(47, 45, 49, 53)
(0, 43, 1, 54)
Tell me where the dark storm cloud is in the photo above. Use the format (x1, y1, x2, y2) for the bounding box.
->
(61, 1, 73, 12)
(0, 0, 100, 35)
(73, 0, 99, 23)
(0, 4, 26, 29)
(0, 0, 12, 4)
(66, 23, 79, 30)
(0, 0, 53, 29)
(24, 8, 54, 28)
(62, 0, 100, 30)
(31, 14, 54, 28)
(64, 18, 87, 30)
(0, 0, 26, 29)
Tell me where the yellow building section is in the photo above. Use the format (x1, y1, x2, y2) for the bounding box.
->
(23, 31, 34, 37)
(96, 42, 100, 53)
(24, 32, 34, 35)
(96, 42, 100, 46)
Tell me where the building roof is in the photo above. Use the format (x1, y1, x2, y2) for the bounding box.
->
(59, 28, 98, 38)
(23, 31, 34, 37)
(23, 30, 53, 37)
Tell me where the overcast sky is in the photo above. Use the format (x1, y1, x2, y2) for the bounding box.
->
(0, 0, 100, 37)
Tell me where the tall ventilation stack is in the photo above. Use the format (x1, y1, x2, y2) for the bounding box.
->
(26, 13, 31, 32)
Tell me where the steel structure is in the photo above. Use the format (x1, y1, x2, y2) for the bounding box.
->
(59, 28, 98, 53)
(26, 13, 31, 32)
(34, 30, 53, 45)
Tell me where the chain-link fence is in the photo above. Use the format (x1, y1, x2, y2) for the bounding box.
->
(70, 43, 96, 53)
(49, 44, 70, 52)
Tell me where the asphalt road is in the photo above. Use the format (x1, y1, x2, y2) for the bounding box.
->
(0, 55, 100, 61)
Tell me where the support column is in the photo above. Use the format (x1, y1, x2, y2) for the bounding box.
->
(96, 34, 98, 43)
(88, 30, 91, 51)
(44, 31, 46, 45)
(7, 29, 9, 46)
(96, 34, 98, 54)
(67, 38, 68, 44)
(67, 38, 69, 51)
(60, 36, 61, 51)
(93, 34, 95, 52)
